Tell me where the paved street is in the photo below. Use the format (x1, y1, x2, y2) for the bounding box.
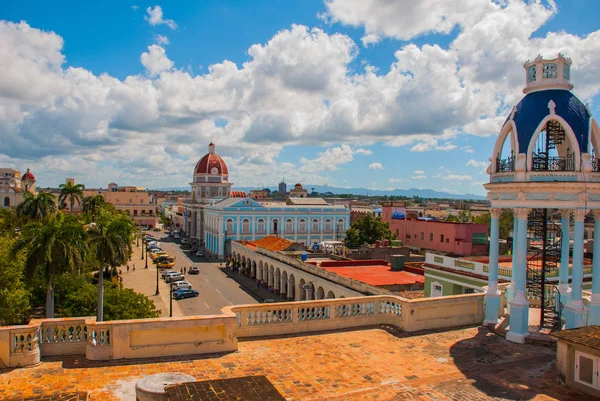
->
(123, 231, 258, 316)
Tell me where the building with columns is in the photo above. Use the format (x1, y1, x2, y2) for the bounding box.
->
(483, 54, 600, 343)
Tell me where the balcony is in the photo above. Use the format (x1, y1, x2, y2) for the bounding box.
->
(531, 152, 575, 172)
(495, 154, 515, 172)
(3, 297, 582, 401)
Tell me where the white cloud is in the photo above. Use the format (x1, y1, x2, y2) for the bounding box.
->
(140, 45, 173, 76)
(410, 139, 458, 152)
(132, 5, 139, 11)
(462, 146, 475, 153)
(444, 174, 472, 181)
(355, 148, 373, 155)
(388, 177, 405, 184)
(368, 162, 383, 170)
(413, 170, 425, 175)
(466, 159, 488, 168)
(361, 33, 380, 47)
(412, 175, 426, 180)
(145, 6, 177, 29)
(154, 34, 169, 45)
(299, 144, 354, 172)
(323, 0, 496, 41)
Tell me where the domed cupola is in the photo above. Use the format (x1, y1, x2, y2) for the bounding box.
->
(488, 54, 599, 180)
(190, 143, 233, 201)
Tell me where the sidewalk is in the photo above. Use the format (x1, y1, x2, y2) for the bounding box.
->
(220, 266, 287, 302)
(121, 241, 184, 317)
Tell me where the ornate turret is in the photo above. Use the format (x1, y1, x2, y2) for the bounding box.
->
(523, 54, 573, 94)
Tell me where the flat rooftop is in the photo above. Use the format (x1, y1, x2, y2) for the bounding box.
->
(0, 327, 585, 400)
(321, 263, 425, 287)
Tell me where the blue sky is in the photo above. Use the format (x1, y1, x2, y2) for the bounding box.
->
(2, 0, 600, 196)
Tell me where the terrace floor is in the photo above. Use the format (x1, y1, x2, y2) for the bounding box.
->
(0, 326, 588, 401)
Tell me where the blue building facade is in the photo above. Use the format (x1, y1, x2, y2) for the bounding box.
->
(204, 197, 350, 258)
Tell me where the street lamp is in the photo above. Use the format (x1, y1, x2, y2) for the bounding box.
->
(140, 234, 144, 260)
(145, 241, 149, 269)
(155, 256, 160, 295)
(169, 282, 173, 317)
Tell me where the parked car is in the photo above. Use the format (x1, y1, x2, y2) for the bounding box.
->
(195, 250, 204, 257)
(171, 281, 192, 290)
(157, 256, 176, 268)
(150, 251, 169, 261)
(172, 289, 199, 300)
(180, 237, 188, 244)
(165, 273, 185, 283)
(188, 266, 200, 275)
(161, 269, 176, 279)
(163, 271, 180, 281)
(173, 233, 180, 239)
(263, 299, 276, 303)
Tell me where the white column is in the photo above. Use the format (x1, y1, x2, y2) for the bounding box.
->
(590, 210, 600, 325)
(565, 209, 587, 328)
(484, 208, 502, 325)
(280, 277, 287, 296)
(295, 283, 302, 301)
(558, 209, 572, 306)
(506, 208, 530, 344)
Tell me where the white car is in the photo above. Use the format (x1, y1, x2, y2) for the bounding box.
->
(165, 273, 185, 283)
(171, 281, 192, 290)
(161, 269, 176, 279)
(195, 250, 204, 257)
(174, 233, 180, 239)
(180, 238, 188, 244)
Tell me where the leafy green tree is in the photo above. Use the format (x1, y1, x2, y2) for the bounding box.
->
(55, 275, 159, 320)
(82, 195, 105, 223)
(16, 192, 57, 222)
(0, 208, 19, 236)
(59, 182, 85, 214)
(88, 216, 134, 321)
(472, 210, 513, 239)
(457, 210, 472, 223)
(344, 215, 394, 246)
(445, 214, 460, 223)
(11, 213, 88, 318)
(0, 235, 31, 325)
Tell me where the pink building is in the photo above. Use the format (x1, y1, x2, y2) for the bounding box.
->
(382, 204, 488, 256)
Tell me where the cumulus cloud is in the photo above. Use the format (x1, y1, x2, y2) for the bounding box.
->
(388, 177, 405, 184)
(444, 174, 472, 181)
(154, 34, 169, 45)
(145, 6, 177, 29)
(412, 170, 426, 179)
(140, 45, 173, 76)
(355, 148, 373, 155)
(466, 159, 488, 168)
(368, 162, 383, 170)
(299, 144, 354, 172)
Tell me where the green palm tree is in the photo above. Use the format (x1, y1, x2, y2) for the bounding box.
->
(58, 182, 85, 214)
(16, 192, 57, 222)
(89, 216, 134, 321)
(82, 195, 105, 222)
(11, 214, 88, 318)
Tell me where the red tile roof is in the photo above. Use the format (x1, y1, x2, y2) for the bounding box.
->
(321, 263, 424, 287)
(246, 236, 295, 252)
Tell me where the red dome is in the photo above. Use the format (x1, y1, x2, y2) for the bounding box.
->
(194, 143, 229, 175)
(22, 169, 35, 181)
(230, 191, 247, 198)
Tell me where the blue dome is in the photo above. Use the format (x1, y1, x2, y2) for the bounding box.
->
(507, 89, 591, 153)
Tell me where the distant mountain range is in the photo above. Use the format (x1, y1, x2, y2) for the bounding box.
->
(154, 184, 486, 200)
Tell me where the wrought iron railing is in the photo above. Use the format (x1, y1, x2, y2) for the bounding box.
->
(531, 153, 574, 171)
(593, 157, 600, 172)
(496, 155, 515, 172)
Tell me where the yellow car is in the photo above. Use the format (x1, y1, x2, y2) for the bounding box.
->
(150, 251, 168, 261)
(157, 257, 176, 268)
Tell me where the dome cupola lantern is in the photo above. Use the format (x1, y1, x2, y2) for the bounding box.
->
(523, 54, 573, 94)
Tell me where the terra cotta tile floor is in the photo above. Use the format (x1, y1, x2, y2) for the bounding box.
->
(0, 326, 590, 401)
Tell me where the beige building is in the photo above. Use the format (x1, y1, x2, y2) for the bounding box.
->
(0, 168, 36, 209)
(85, 182, 157, 228)
(288, 183, 308, 198)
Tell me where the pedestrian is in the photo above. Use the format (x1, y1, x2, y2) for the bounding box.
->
(180, 267, 183, 274)
(126, 265, 130, 273)
(183, 266, 187, 274)
(133, 263, 136, 272)
(257, 279, 260, 289)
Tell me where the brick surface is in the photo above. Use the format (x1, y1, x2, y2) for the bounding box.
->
(0, 326, 589, 401)
(165, 376, 285, 401)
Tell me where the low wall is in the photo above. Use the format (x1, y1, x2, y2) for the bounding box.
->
(0, 293, 484, 368)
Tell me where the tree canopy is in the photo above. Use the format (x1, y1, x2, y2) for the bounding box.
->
(343, 215, 395, 247)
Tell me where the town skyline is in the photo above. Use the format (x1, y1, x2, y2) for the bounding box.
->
(2, 0, 600, 195)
